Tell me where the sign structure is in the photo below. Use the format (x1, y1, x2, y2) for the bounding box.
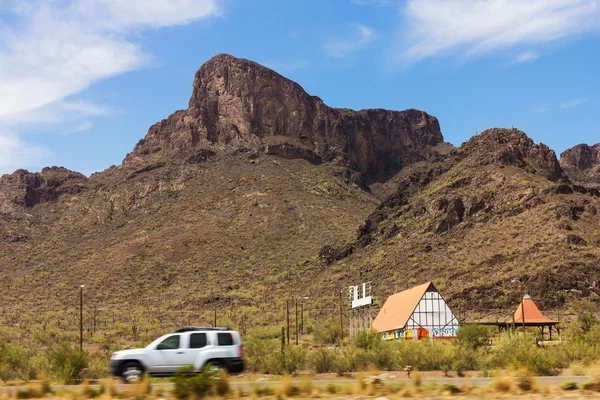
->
(348, 282, 373, 337)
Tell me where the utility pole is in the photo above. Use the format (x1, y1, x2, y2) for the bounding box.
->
(295, 300, 299, 345)
(300, 302, 304, 335)
(286, 300, 290, 344)
(79, 285, 85, 352)
(214, 304, 217, 327)
(339, 290, 344, 343)
(520, 282, 526, 335)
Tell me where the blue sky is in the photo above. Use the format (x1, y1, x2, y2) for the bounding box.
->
(1, 0, 599, 176)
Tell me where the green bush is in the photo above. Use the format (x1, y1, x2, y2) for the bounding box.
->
(172, 365, 217, 399)
(0, 342, 31, 382)
(313, 320, 341, 345)
(442, 383, 461, 394)
(354, 330, 381, 350)
(310, 347, 336, 373)
(456, 324, 491, 350)
(283, 345, 306, 374)
(562, 380, 579, 391)
(45, 342, 88, 383)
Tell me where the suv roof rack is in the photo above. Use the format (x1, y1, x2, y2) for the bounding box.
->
(173, 326, 231, 333)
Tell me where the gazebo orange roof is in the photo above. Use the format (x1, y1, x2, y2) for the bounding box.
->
(513, 294, 557, 324)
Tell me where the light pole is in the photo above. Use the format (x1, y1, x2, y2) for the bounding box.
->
(79, 284, 85, 352)
(511, 279, 525, 335)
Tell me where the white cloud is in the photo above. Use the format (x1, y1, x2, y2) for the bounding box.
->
(62, 121, 95, 135)
(0, 0, 219, 173)
(323, 24, 376, 58)
(0, 130, 49, 172)
(397, 0, 600, 64)
(513, 50, 540, 64)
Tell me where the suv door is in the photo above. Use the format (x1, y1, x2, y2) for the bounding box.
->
(147, 334, 185, 374)
(181, 332, 208, 367)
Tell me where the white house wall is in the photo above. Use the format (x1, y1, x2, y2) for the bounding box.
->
(405, 289, 459, 338)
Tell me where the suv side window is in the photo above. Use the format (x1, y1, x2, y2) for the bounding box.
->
(189, 333, 207, 349)
(217, 332, 233, 346)
(157, 335, 180, 350)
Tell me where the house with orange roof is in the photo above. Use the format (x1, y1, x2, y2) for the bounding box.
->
(372, 282, 460, 340)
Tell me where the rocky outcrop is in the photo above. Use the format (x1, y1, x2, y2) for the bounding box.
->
(459, 128, 566, 182)
(560, 143, 600, 188)
(0, 167, 88, 211)
(125, 54, 444, 180)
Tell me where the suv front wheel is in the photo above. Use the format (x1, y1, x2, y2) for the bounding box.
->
(121, 361, 144, 383)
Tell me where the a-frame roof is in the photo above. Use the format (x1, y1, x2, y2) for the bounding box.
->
(372, 282, 433, 333)
(513, 294, 557, 324)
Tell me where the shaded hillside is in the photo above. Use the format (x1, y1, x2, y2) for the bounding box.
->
(0, 54, 444, 325)
(316, 129, 600, 316)
(561, 143, 600, 189)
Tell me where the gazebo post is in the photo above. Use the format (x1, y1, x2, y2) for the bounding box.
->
(541, 325, 544, 340)
(549, 325, 553, 340)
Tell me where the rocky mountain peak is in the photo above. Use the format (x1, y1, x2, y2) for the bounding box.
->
(458, 128, 565, 182)
(560, 143, 600, 188)
(125, 54, 444, 181)
(0, 167, 88, 211)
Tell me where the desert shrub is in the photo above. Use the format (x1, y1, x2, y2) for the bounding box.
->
(215, 370, 230, 396)
(486, 337, 562, 376)
(244, 336, 283, 374)
(279, 374, 300, 397)
(313, 320, 342, 345)
(251, 384, 275, 397)
(456, 324, 491, 350)
(325, 383, 340, 394)
(512, 368, 536, 391)
(492, 375, 513, 393)
(562, 380, 579, 391)
(86, 353, 109, 380)
(452, 347, 480, 377)
(283, 345, 306, 374)
(334, 345, 368, 375)
(172, 365, 217, 399)
(0, 343, 31, 382)
(582, 380, 597, 390)
(443, 383, 461, 394)
(368, 342, 397, 370)
(354, 330, 381, 350)
(310, 347, 336, 373)
(45, 342, 88, 383)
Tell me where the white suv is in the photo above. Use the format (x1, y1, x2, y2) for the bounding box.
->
(110, 327, 245, 382)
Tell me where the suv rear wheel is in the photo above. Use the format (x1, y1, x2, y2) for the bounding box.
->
(121, 361, 144, 383)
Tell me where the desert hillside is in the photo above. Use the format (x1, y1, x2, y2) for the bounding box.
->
(1, 54, 599, 329)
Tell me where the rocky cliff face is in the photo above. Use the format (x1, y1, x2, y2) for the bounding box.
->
(125, 54, 443, 180)
(560, 143, 600, 188)
(0, 167, 87, 213)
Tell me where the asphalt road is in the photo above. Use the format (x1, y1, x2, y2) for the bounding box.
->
(0, 376, 593, 394)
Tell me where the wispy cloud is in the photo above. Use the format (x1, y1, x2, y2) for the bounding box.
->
(396, 0, 600, 65)
(0, 0, 220, 174)
(534, 98, 588, 113)
(559, 98, 587, 109)
(323, 24, 376, 58)
(0, 129, 50, 172)
(513, 50, 540, 64)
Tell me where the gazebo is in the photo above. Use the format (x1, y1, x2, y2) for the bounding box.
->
(481, 294, 560, 339)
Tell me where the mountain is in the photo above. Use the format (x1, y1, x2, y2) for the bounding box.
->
(560, 143, 600, 189)
(0, 54, 445, 327)
(0, 54, 597, 332)
(315, 128, 600, 314)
